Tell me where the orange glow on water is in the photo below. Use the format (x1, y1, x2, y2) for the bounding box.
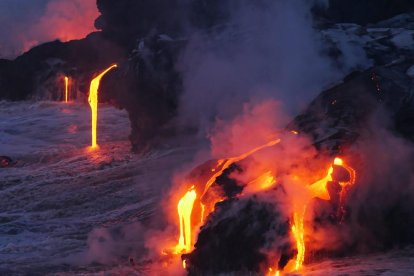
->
(88, 64, 117, 149)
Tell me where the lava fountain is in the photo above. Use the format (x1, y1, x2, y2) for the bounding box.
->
(88, 64, 117, 149)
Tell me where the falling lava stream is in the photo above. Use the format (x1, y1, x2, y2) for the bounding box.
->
(0, 101, 196, 274)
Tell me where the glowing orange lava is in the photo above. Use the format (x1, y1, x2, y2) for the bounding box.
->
(291, 207, 306, 271)
(64, 76, 69, 102)
(172, 136, 356, 275)
(334, 157, 356, 187)
(288, 157, 356, 271)
(173, 139, 281, 257)
(288, 159, 336, 271)
(334, 157, 356, 220)
(245, 171, 276, 194)
(88, 64, 117, 148)
(199, 139, 281, 222)
(175, 187, 197, 254)
(202, 139, 281, 197)
(267, 268, 281, 276)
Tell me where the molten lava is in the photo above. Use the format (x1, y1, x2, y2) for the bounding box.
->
(267, 268, 281, 276)
(199, 139, 281, 222)
(291, 207, 306, 271)
(202, 139, 281, 196)
(64, 76, 69, 103)
(173, 139, 281, 257)
(88, 64, 117, 148)
(245, 171, 276, 194)
(172, 134, 356, 274)
(175, 187, 197, 254)
(288, 157, 356, 271)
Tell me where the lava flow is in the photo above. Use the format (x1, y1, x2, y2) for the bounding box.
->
(172, 138, 282, 258)
(199, 138, 281, 221)
(88, 64, 117, 149)
(175, 186, 197, 254)
(64, 76, 69, 102)
(287, 157, 356, 272)
(171, 132, 356, 274)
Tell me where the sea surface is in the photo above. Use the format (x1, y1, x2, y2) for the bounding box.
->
(0, 101, 413, 275)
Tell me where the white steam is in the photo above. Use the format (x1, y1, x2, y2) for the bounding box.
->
(178, 0, 339, 133)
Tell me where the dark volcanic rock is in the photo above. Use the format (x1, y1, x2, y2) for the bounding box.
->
(0, 32, 125, 101)
(95, 0, 188, 50)
(99, 34, 184, 152)
(290, 59, 414, 153)
(314, 0, 414, 25)
(183, 197, 293, 274)
(0, 32, 183, 152)
(212, 163, 244, 199)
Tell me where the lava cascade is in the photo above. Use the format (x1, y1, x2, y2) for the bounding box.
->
(64, 76, 69, 102)
(88, 64, 117, 148)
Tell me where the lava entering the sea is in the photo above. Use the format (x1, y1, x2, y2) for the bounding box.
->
(64, 76, 69, 103)
(88, 64, 117, 149)
(165, 133, 356, 274)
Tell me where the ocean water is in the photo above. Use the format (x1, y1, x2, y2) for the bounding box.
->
(0, 101, 195, 275)
(0, 101, 413, 275)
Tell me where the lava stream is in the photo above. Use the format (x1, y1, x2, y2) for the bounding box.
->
(174, 138, 281, 256)
(172, 136, 356, 275)
(64, 76, 69, 103)
(289, 157, 356, 271)
(175, 187, 197, 254)
(199, 138, 281, 221)
(292, 207, 306, 271)
(88, 64, 117, 148)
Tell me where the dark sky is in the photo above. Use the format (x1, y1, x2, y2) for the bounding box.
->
(0, 0, 98, 59)
(0, 0, 49, 19)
